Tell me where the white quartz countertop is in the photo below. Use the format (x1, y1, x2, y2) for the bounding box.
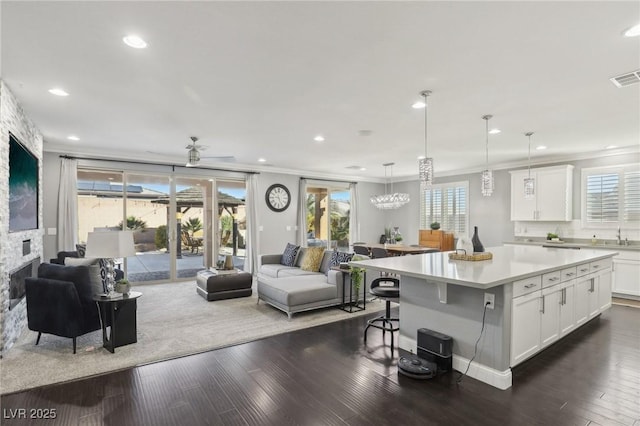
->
(349, 245, 618, 289)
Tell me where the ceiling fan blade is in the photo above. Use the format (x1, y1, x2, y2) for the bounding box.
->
(199, 155, 235, 162)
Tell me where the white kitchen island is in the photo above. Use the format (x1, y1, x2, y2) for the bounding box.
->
(350, 245, 617, 390)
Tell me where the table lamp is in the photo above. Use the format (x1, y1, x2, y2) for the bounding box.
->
(85, 230, 136, 294)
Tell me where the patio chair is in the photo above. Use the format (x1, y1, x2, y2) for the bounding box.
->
(182, 231, 203, 254)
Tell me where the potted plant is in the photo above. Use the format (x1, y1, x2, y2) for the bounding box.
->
(115, 279, 131, 295)
(351, 267, 364, 304)
(430, 222, 441, 230)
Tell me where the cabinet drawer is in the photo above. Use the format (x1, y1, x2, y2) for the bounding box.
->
(590, 258, 612, 273)
(542, 271, 562, 288)
(560, 267, 577, 282)
(576, 263, 591, 277)
(513, 276, 542, 297)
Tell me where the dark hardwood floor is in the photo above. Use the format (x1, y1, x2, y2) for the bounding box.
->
(1, 305, 639, 426)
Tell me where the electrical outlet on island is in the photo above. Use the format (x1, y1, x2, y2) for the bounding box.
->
(484, 293, 495, 310)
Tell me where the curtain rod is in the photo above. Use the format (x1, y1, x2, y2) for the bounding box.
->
(59, 155, 259, 175)
(301, 177, 357, 185)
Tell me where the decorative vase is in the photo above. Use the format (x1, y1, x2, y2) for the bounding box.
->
(456, 236, 474, 255)
(224, 255, 234, 270)
(471, 226, 484, 253)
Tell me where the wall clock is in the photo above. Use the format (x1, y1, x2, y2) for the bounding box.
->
(265, 184, 291, 212)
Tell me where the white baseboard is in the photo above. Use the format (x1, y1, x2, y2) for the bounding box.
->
(399, 335, 512, 390)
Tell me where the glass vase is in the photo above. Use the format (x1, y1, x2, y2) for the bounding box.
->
(471, 226, 485, 253)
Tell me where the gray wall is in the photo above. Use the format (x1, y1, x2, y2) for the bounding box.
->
(387, 170, 512, 248)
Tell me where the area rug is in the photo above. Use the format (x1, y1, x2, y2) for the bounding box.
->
(0, 280, 384, 394)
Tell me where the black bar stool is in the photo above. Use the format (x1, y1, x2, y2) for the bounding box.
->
(364, 277, 400, 351)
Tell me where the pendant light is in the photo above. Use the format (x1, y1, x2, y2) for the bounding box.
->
(370, 162, 410, 209)
(524, 132, 535, 199)
(481, 115, 494, 197)
(418, 90, 434, 189)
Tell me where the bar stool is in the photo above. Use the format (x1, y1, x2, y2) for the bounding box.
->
(353, 245, 370, 256)
(364, 277, 400, 351)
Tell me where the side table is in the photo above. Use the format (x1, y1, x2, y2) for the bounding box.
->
(93, 291, 142, 353)
(331, 267, 366, 313)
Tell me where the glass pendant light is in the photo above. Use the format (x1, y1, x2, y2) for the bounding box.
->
(418, 90, 434, 189)
(524, 132, 535, 199)
(370, 162, 410, 209)
(481, 115, 494, 197)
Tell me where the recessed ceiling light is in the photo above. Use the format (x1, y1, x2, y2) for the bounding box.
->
(489, 129, 501, 135)
(123, 35, 148, 49)
(258, 158, 266, 162)
(536, 145, 547, 150)
(606, 145, 618, 149)
(417, 155, 426, 160)
(314, 135, 325, 142)
(360, 167, 366, 171)
(67, 135, 80, 141)
(48, 88, 69, 96)
(623, 23, 640, 37)
(412, 101, 426, 109)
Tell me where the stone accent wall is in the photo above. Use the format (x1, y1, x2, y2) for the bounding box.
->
(0, 81, 44, 357)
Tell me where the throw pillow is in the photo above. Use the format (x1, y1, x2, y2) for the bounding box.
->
(329, 251, 353, 267)
(351, 253, 370, 262)
(280, 243, 300, 267)
(64, 257, 109, 295)
(300, 247, 325, 272)
(75, 243, 87, 258)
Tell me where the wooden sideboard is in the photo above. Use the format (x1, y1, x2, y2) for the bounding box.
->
(418, 230, 454, 251)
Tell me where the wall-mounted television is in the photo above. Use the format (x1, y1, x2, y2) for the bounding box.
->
(9, 133, 39, 232)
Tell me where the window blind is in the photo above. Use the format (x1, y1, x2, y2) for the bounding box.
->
(421, 181, 468, 234)
(583, 165, 640, 226)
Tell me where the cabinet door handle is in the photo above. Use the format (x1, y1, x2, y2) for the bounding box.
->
(565, 272, 575, 277)
(540, 295, 545, 313)
(589, 278, 595, 293)
(524, 283, 537, 289)
(563, 288, 567, 305)
(548, 277, 560, 282)
(580, 268, 589, 273)
(592, 264, 600, 269)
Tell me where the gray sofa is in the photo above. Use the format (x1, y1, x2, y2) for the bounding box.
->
(257, 248, 365, 319)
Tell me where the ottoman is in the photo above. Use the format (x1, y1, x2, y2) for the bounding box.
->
(196, 270, 253, 301)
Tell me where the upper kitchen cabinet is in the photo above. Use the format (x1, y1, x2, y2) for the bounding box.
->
(510, 165, 574, 221)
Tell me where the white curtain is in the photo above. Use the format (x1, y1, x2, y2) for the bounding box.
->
(296, 178, 308, 246)
(243, 174, 259, 274)
(57, 158, 78, 251)
(349, 182, 360, 246)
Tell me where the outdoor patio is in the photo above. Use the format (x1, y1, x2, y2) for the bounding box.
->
(126, 251, 245, 282)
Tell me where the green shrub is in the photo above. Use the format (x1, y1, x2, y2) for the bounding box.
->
(155, 225, 168, 250)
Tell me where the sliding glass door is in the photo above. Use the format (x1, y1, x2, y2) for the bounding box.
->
(306, 184, 351, 251)
(215, 180, 246, 270)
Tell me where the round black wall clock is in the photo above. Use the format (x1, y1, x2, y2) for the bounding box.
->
(265, 183, 291, 212)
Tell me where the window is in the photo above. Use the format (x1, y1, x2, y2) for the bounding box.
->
(420, 181, 468, 235)
(305, 184, 351, 251)
(582, 165, 640, 227)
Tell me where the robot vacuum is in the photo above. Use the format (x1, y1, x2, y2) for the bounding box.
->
(397, 355, 438, 379)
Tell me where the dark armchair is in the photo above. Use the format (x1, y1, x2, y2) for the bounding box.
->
(25, 263, 102, 353)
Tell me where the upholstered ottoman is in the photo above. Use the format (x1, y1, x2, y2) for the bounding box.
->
(196, 270, 253, 301)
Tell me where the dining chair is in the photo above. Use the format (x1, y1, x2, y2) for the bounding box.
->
(353, 245, 370, 256)
(370, 247, 389, 259)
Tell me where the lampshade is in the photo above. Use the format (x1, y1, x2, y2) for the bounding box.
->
(85, 230, 136, 258)
(417, 90, 434, 188)
(481, 115, 494, 197)
(186, 147, 200, 167)
(371, 162, 410, 209)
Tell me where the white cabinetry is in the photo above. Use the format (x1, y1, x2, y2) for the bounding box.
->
(612, 250, 640, 298)
(510, 165, 574, 221)
(510, 260, 611, 367)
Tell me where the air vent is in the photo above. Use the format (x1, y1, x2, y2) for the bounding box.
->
(345, 165, 362, 170)
(610, 70, 640, 88)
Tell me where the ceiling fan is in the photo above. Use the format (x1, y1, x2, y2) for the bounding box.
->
(185, 136, 235, 167)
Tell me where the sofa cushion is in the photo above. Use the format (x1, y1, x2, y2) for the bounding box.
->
(281, 243, 300, 266)
(329, 251, 353, 267)
(258, 275, 337, 306)
(65, 257, 109, 295)
(279, 268, 324, 277)
(300, 247, 325, 272)
(259, 264, 300, 278)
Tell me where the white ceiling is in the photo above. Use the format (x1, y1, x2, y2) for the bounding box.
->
(2, 1, 639, 181)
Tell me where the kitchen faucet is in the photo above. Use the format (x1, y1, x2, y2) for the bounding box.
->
(617, 226, 621, 245)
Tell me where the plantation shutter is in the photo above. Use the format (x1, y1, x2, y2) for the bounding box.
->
(585, 173, 619, 223)
(624, 171, 640, 222)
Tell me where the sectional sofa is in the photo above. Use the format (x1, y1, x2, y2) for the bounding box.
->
(257, 248, 365, 319)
